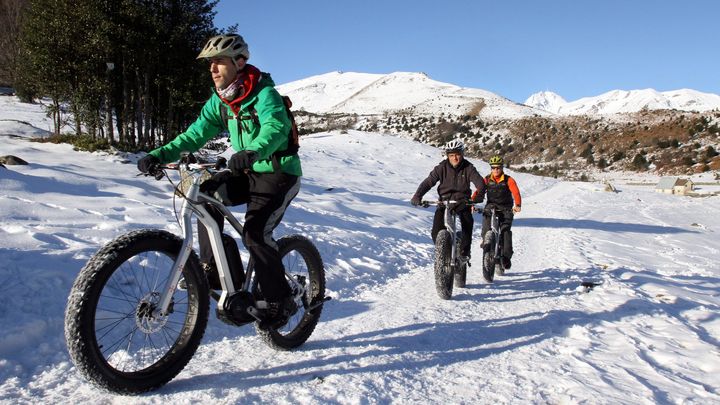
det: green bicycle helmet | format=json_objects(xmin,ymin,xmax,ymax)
[{"xmin": 489, "ymin": 155, "xmax": 504, "ymax": 166}]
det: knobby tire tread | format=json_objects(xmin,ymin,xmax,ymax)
[
  {"xmin": 434, "ymin": 230, "xmax": 453, "ymax": 299},
  {"xmin": 255, "ymin": 235, "xmax": 326, "ymax": 351},
  {"xmin": 64, "ymin": 229, "xmax": 209, "ymax": 394}
]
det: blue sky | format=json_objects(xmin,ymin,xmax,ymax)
[{"xmin": 214, "ymin": 0, "xmax": 719, "ymax": 103}]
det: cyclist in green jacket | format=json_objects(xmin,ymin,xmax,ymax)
[{"xmin": 137, "ymin": 34, "xmax": 299, "ymax": 328}]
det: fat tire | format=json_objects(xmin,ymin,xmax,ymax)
[
  {"xmin": 454, "ymin": 262, "xmax": 467, "ymax": 288},
  {"xmin": 496, "ymin": 233, "xmax": 507, "ymax": 276},
  {"xmin": 483, "ymin": 235, "xmax": 496, "ymax": 283},
  {"xmin": 255, "ymin": 235, "xmax": 326, "ymax": 350},
  {"xmin": 434, "ymin": 230, "xmax": 454, "ymax": 299},
  {"xmin": 64, "ymin": 229, "xmax": 209, "ymax": 394}
]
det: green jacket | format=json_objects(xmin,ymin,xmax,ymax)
[{"xmin": 149, "ymin": 73, "xmax": 302, "ymax": 176}]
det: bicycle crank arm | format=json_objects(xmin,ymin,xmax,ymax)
[
  {"xmin": 307, "ymin": 296, "xmax": 332, "ymax": 312},
  {"xmin": 246, "ymin": 306, "xmax": 265, "ymax": 323}
]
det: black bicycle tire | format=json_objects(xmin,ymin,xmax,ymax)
[
  {"xmin": 434, "ymin": 230, "xmax": 454, "ymax": 299},
  {"xmin": 255, "ymin": 234, "xmax": 326, "ymax": 350},
  {"xmin": 64, "ymin": 229, "xmax": 209, "ymax": 394},
  {"xmin": 483, "ymin": 234, "xmax": 496, "ymax": 283}
]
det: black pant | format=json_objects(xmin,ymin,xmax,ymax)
[
  {"xmin": 198, "ymin": 171, "xmax": 300, "ymax": 301},
  {"xmin": 481, "ymin": 208, "xmax": 514, "ymax": 259},
  {"xmin": 431, "ymin": 207, "xmax": 474, "ymax": 257}
]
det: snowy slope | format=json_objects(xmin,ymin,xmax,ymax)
[
  {"xmin": 277, "ymin": 71, "xmax": 548, "ymax": 119},
  {"xmin": 1, "ymin": 98, "xmax": 720, "ymax": 403},
  {"xmin": 525, "ymin": 88, "xmax": 720, "ymax": 115}
]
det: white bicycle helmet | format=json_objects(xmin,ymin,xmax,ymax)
[
  {"xmin": 444, "ymin": 139, "xmax": 465, "ymax": 154},
  {"xmin": 197, "ymin": 34, "xmax": 250, "ymax": 62}
]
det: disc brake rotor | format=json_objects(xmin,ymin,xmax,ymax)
[{"xmin": 135, "ymin": 292, "xmax": 170, "ymax": 333}]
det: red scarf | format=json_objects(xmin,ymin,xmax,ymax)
[{"xmin": 217, "ymin": 64, "xmax": 262, "ymax": 114}]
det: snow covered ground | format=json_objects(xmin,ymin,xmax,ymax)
[{"xmin": 1, "ymin": 98, "xmax": 719, "ymax": 404}]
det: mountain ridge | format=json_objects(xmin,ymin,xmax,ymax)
[
  {"xmin": 525, "ymin": 88, "xmax": 720, "ymax": 115},
  {"xmin": 277, "ymin": 70, "xmax": 720, "ymax": 118}
]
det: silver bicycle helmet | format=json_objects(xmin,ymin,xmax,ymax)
[
  {"xmin": 197, "ymin": 34, "xmax": 250, "ymax": 62},
  {"xmin": 444, "ymin": 139, "xmax": 465, "ymax": 154}
]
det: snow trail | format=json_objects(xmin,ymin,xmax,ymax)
[{"xmin": 1, "ymin": 129, "xmax": 719, "ymax": 403}]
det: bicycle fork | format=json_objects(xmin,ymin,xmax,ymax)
[{"xmin": 444, "ymin": 206, "xmax": 458, "ymax": 266}]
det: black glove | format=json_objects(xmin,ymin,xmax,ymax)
[
  {"xmin": 137, "ymin": 154, "xmax": 160, "ymax": 175},
  {"xmin": 410, "ymin": 195, "xmax": 422, "ymax": 206},
  {"xmin": 228, "ymin": 151, "xmax": 258, "ymax": 175},
  {"xmin": 471, "ymin": 191, "xmax": 484, "ymax": 204},
  {"xmin": 214, "ymin": 156, "xmax": 227, "ymax": 170}
]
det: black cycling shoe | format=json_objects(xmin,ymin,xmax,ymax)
[{"xmin": 502, "ymin": 257, "xmax": 512, "ymax": 269}]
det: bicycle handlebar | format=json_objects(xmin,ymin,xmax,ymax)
[
  {"xmin": 419, "ymin": 200, "xmax": 481, "ymax": 209},
  {"xmin": 138, "ymin": 153, "xmax": 229, "ymax": 180}
]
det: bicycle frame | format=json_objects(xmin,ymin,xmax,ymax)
[
  {"xmin": 154, "ymin": 163, "xmax": 301, "ymax": 318},
  {"xmin": 425, "ymin": 200, "xmax": 473, "ymax": 267},
  {"xmin": 442, "ymin": 202, "xmax": 461, "ymax": 265},
  {"xmin": 485, "ymin": 206, "xmax": 510, "ymax": 259}
]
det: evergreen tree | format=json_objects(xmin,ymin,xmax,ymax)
[{"xmin": 16, "ymin": 0, "xmax": 218, "ymax": 145}]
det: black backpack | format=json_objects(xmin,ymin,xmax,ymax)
[{"xmin": 220, "ymin": 95, "xmax": 300, "ymax": 158}]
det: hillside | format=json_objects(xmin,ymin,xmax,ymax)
[{"xmin": 276, "ymin": 72, "xmax": 720, "ymax": 178}]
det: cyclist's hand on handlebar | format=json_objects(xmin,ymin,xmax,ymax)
[
  {"xmin": 410, "ymin": 195, "xmax": 422, "ymax": 206},
  {"xmin": 137, "ymin": 154, "xmax": 159, "ymax": 173},
  {"xmin": 214, "ymin": 156, "xmax": 227, "ymax": 170},
  {"xmin": 228, "ymin": 151, "xmax": 257, "ymax": 175},
  {"xmin": 137, "ymin": 154, "xmax": 163, "ymax": 179}
]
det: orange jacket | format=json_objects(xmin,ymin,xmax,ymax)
[{"xmin": 473, "ymin": 173, "xmax": 521, "ymax": 207}]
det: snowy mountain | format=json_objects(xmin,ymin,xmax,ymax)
[
  {"xmin": 1, "ymin": 96, "xmax": 720, "ymax": 403},
  {"xmin": 276, "ymin": 71, "xmax": 720, "ymax": 119},
  {"xmin": 526, "ymin": 88, "xmax": 720, "ymax": 115},
  {"xmin": 523, "ymin": 91, "xmax": 567, "ymax": 114},
  {"xmin": 277, "ymin": 71, "xmax": 548, "ymax": 119}
]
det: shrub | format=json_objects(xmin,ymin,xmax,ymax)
[
  {"xmin": 32, "ymin": 133, "xmax": 110, "ymax": 152},
  {"xmin": 632, "ymin": 153, "xmax": 649, "ymax": 170}
]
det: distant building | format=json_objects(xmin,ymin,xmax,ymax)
[{"xmin": 655, "ymin": 177, "xmax": 694, "ymax": 195}]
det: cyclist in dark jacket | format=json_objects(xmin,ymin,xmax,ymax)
[
  {"xmin": 136, "ymin": 34, "xmax": 298, "ymax": 328},
  {"xmin": 411, "ymin": 139, "xmax": 486, "ymax": 261}
]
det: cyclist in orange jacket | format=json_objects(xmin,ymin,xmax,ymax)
[{"xmin": 475, "ymin": 155, "xmax": 521, "ymax": 269}]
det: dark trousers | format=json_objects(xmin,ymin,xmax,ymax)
[
  {"xmin": 198, "ymin": 171, "xmax": 300, "ymax": 301},
  {"xmin": 431, "ymin": 207, "xmax": 474, "ymax": 257},
  {"xmin": 481, "ymin": 209, "xmax": 514, "ymax": 259}
]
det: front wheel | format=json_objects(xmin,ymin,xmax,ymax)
[
  {"xmin": 483, "ymin": 234, "xmax": 496, "ymax": 283},
  {"xmin": 434, "ymin": 230, "xmax": 454, "ymax": 299},
  {"xmin": 64, "ymin": 229, "xmax": 209, "ymax": 394},
  {"xmin": 255, "ymin": 235, "xmax": 326, "ymax": 350}
]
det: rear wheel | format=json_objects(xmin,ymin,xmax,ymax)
[
  {"xmin": 453, "ymin": 236, "xmax": 467, "ymax": 288},
  {"xmin": 255, "ymin": 235, "xmax": 326, "ymax": 350},
  {"xmin": 454, "ymin": 262, "xmax": 467, "ymax": 288},
  {"xmin": 434, "ymin": 230, "xmax": 454, "ymax": 299},
  {"xmin": 495, "ymin": 243, "xmax": 506, "ymax": 276},
  {"xmin": 64, "ymin": 229, "xmax": 209, "ymax": 394}
]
